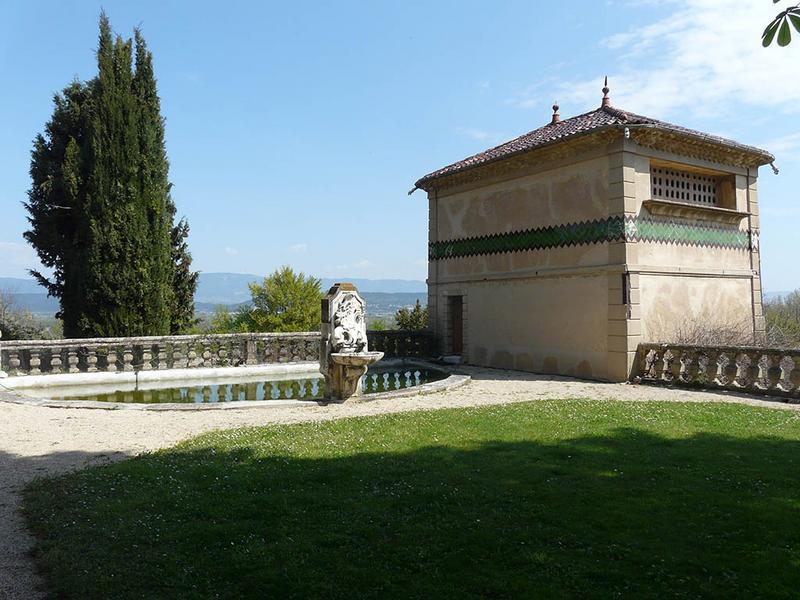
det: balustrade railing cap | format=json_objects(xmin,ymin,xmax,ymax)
[
  {"xmin": 1, "ymin": 331, "xmax": 322, "ymax": 348},
  {"xmin": 639, "ymin": 342, "xmax": 800, "ymax": 355}
]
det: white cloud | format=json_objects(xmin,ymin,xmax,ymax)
[
  {"xmin": 455, "ymin": 127, "xmax": 492, "ymax": 141},
  {"xmin": 223, "ymin": 246, "xmax": 239, "ymax": 256},
  {"xmin": 761, "ymin": 132, "xmax": 800, "ymax": 162},
  {"xmin": 514, "ymin": 1, "xmax": 800, "ymax": 120},
  {"xmin": 289, "ymin": 243, "xmax": 308, "ymax": 253}
]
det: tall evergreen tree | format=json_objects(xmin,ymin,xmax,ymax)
[
  {"xmin": 25, "ymin": 14, "xmax": 197, "ymax": 337},
  {"xmin": 169, "ymin": 215, "xmax": 199, "ymax": 333},
  {"xmin": 25, "ymin": 80, "xmax": 94, "ymax": 335}
]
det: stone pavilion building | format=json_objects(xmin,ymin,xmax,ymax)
[{"xmin": 414, "ymin": 83, "xmax": 774, "ymax": 382}]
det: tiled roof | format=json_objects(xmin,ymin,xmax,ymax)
[{"xmin": 415, "ymin": 104, "xmax": 774, "ymax": 189}]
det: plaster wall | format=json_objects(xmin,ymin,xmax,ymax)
[
  {"xmin": 638, "ymin": 275, "xmax": 754, "ymax": 342},
  {"xmin": 434, "ymin": 156, "xmax": 612, "ymax": 279},
  {"xmin": 635, "ymin": 243, "xmax": 751, "ymax": 271},
  {"xmin": 436, "ymin": 274, "xmax": 609, "ymax": 380}
]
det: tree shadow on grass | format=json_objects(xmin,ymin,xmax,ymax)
[
  {"xmin": 19, "ymin": 427, "xmax": 800, "ymax": 599},
  {"xmin": 0, "ymin": 447, "xmax": 135, "ymax": 600}
]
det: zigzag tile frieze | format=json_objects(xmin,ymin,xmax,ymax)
[{"xmin": 429, "ymin": 216, "xmax": 753, "ymax": 260}]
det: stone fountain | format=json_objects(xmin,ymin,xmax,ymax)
[{"xmin": 320, "ymin": 283, "xmax": 383, "ymax": 402}]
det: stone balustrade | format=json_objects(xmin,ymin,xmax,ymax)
[
  {"xmin": 635, "ymin": 343, "xmax": 800, "ymax": 401},
  {"xmin": 0, "ymin": 330, "xmax": 435, "ymax": 377},
  {"xmin": 0, "ymin": 333, "xmax": 319, "ymax": 377}
]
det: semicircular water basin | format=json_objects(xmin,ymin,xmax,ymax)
[{"xmin": 19, "ymin": 364, "xmax": 449, "ymax": 404}]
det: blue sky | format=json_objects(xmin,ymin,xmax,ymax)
[{"xmin": 0, "ymin": 0, "xmax": 797, "ymax": 290}]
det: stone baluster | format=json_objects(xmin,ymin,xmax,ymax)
[
  {"xmin": 187, "ymin": 344, "xmax": 199, "ymax": 368},
  {"xmin": 696, "ymin": 352, "xmax": 711, "ymax": 384},
  {"xmin": 245, "ymin": 340, "xmax": 257, "ymax": 366},
  {"xmin": 661, "ymin": 349, "xmax": 676, "ymax": 382},
  {"xmin": 734, "ymin": 353, "xmax": 752, "ymax": 388},
  {"xmin": 122, "ymin": 347, "xmax": 134, "ymax": 372},
  {"xmin": 230, "ymin": 340, "xmax": 243, "ymax": 366},
  {"xmin": 278, "ymin": 341, "xmax": 289, "ymax": 364},
  {"xmin": 200, "ymin": 342, "xmax": 212, "ymax": 367},
  {"xmin": 157, "ymin": 344, "xmax": 168, "ymax": 370},
  {"xmin": 715, "ymin": 353, "xmax": 732, "ymax": 386},
  {"xmin": 642, "ymin": 348, "xmax": 658, "ymax": 379},
  {"xmin": 7, "ymin": 350, "xmax": 21, "ymax": 376},
  {"xmin": 766, "ymin": 353, "xmax": 783, "ymax": 391},
  {"xmin": 217, "ymin": 340, "xmax": 229, "ymax": 365},
  {"xmin": 29, "ymin": 350, "xmax": 42, "ymax": 376},
  {"xmin": 50, "ymin": 350, "xmax": 63, "ymax": 374},
  {"xmin": 67, "ymin": 350, "xmax": 79, "ymax": 373},
  {"xmin": 678, "ymin": 350, "xmax": 694, "ymax": 383},
  {"xmin": 754, "ymin": 354, "xmax": 773, "ymax": 391},
  {"xmin": 86, "ymin": 349, "xmax": 98, "ymax": 373},
  {"xmin": 141, "ymin": 347, "xmax": 153, "ymax": 371},
  {"xmin": 106, "ymin": 348, "xmax": 118, "ymax": 373},
  {"xmin": 172, "ymin": 344, "xmax": 186, "ymax": 369},
  {"xmin": 778, "ymin": 356, "xmax": 796, "ymax": 394}
]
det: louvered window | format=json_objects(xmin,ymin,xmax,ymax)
[{"xmin": 651, "ymin": 167, "xmax": 718, "ymax": 206}]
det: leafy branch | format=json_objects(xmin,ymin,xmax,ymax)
[{"xmin": 763, "ymin": 1, "xmax": 800, "ymax": 46}]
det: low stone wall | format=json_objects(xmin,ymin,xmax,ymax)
[
  {"xmin": 0, "ymin": 331, "xmax": 434, "ymax": 377},
  {"xmin": 635, "ymin": 343, "xmax": 800, "ymax": 401}
]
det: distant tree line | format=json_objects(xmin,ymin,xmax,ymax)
[
  {"xmin": 210, "ymin": 267, "xmax": 322, "ymax": 333},
  {"xmin": 765, "ymin": 290, "xmax": 800, "ymax": 348},
  {"xmin": 0, "ymin": 290, "xmax": 56, "ymax": 340},
  {"xmin": 207, "ymin": 267, "xmax": 430, "ymax": 334},
  {"xmin": 25, "ymin": 14, "xmax": 197, "ymax": 339}
]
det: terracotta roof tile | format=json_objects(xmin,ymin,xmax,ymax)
[{"xmin": 415, "ymin": 105, "xmax": 773, "ymax": 189}]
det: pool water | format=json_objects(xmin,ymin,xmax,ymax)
[{"xmin": 40, "ymin": 366, "xmax": 448, "ymax": 404}]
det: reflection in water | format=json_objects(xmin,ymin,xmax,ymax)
[{"xmin": 51, "ymin": 368, "xmax": 447, "ymax": 404}]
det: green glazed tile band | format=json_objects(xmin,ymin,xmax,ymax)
[{"xmin": 429, "ymin": 216, "xmax": 752, "ymax": 260}]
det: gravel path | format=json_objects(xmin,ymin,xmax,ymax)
[{"xmin": 1, "ymin": 367, "xmax": 798, "ymax": 599}]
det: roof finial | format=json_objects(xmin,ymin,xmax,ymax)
[
  {"xmin": 602, "ymin": 76, "xmax": 610, "ymax": 107},
  {"xmin": 551, "ymin": 101, "xmax": 560, "ymax": 125}
]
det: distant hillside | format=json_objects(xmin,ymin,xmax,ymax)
[
  {"xmin": 1, "ymin": 273, "xmax": 427, "ymax": 317},
  {"xmin": 196, "ymin": 272, "xmax": 426, "ymax": 304},
  {"xmin": 196, "ymin": 292, "xmax": 424, "ymax": 317},
  {"xmin": 0, "ymin": 277, "xmax": 47, "ymax": 294}
]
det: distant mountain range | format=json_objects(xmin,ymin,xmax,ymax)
[
  {"xmin": 0, "ymin": 273, "xmax": 427, "ymax": 317},
  {"xmin": 4, "ymin": 273, "xmax": 791, "ymax": 317},
  {"xmin": 195, "ymin": 273, "xmax": 426, "ymax": 304}
]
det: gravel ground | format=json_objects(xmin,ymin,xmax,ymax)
[{"xmin": 1, "ymin": 367, "xmax": 798, "ymax": 600}]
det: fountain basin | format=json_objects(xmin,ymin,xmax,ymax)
[{"xmin": 330, "ymin": 351, "xmax": 384, "ymax": 368}]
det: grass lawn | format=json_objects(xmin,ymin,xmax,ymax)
[{"xmin": 23, "ymin": 400, "xmax": 800, "ymax": 599}]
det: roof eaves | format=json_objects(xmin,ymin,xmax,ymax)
[
  {"xmin": 633, "ymin": 123, "xmax": 774, "ymax": 165},
  {"xmin": 414, "ymin": 122, "xmax": 618, "ymax": 191}
]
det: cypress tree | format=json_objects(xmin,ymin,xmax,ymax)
[
  {"xmin": 169, "ymin": 216, "xmax": 199, "ymax": 333},
  {"xmin": 24, "ymin": 80, "xmax": 94, "ymax": 336},
  {"xmin": 25, "ymin": 14, "xmax": 197, "ymax": 337}
]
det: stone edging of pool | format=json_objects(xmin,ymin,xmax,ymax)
[{"xmin": 0, "ymin": 360, "xmax": 471, "ymax": 410}]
